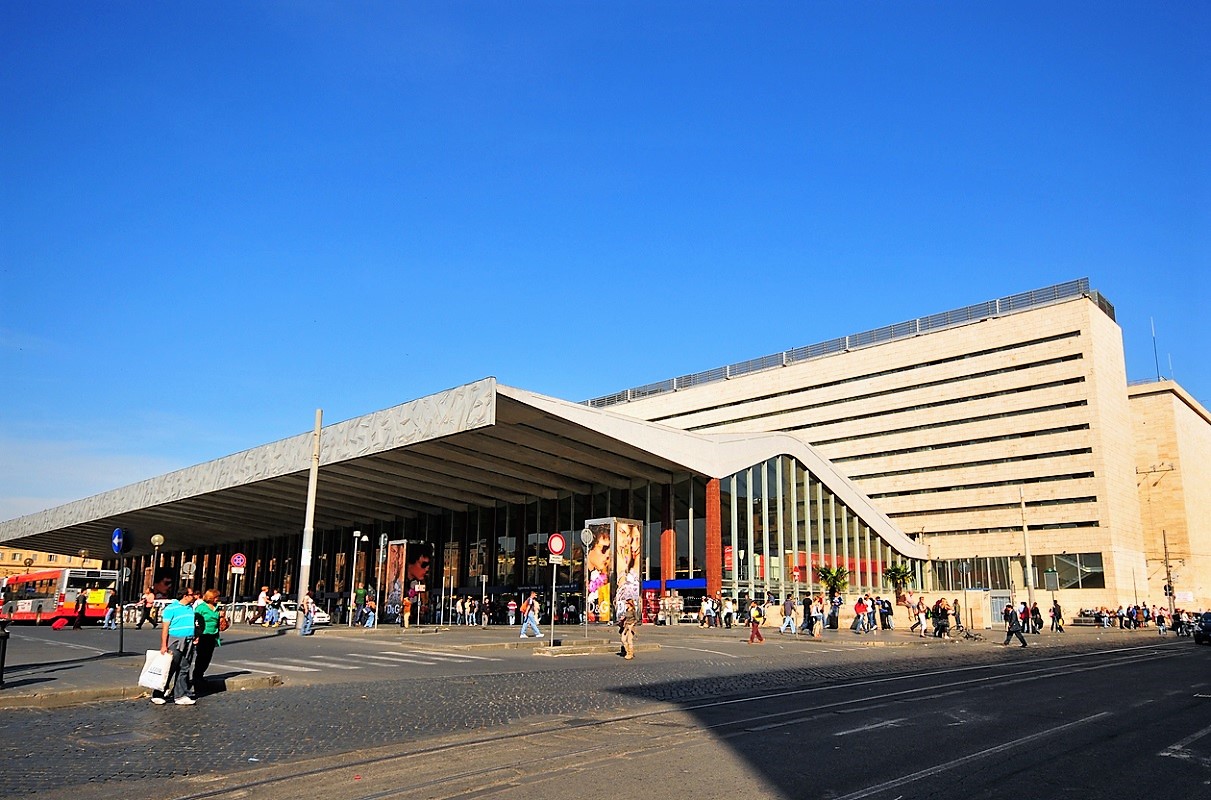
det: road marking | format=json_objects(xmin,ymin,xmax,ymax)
[
  {"xmin": 834, "ymin": 718, "xmax": 908, "ymax": 736},
  {"xmin": 383, "ymin": 650, "xmax": 474, "ymax": 663},
  {"xmin": 407, "ymin": 649, "xmax": 501, "ymax": 661},
  {"xmin": 1158, "ymin": 722, "xmax": 1211, "ymax": 767},
  {"xmin": 831, "ymin": 712, "xmax": 1111, "ymax": 800},
  {"xmin": 208, "ymin": 661, "xmax": 276, "ymax": 675},
  {"xmin": 229, "ymin": 659, "xmax": 319, "ymax": 673},
  {"xmin": 354, "ymin": 653, "xmax": 440, "ymax": 665},
  {"xmin": 659, "ymin": 645, "xmax": 740, "ymax": 659},
  {"xmin": 285, "ymin": 657, "xmax": 362, "ymax": 670}
]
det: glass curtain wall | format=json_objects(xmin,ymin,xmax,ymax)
[{"xmin": 721, "ymin": 455, "xmax": 920, "ymax": 602}]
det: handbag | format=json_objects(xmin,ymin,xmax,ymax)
[
  {"xmin": 138, "ymin": 649, "xmax": 173, "ymax": 691},
  {"xmin": 218, "ymin": 614, "xmax": 230, "ymax": 632}
]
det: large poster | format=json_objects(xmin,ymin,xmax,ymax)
[
  {"xmin": 583, "ymin": 516, "xmax": 643, "ymax": 624},
  {"xmin": 382, "ymin": 540, "xmax": 435, "ymax": 626},
  {"xmin": 613, "ymin": 518, "xmax": 643, "ymax": 617},
  {"xmin": 583, "ymin": 518, "xmax": 613, "ymax": 622},
  {"xmin": 383, "ymin": 541, "xmax": 407, "ymax": 625}
]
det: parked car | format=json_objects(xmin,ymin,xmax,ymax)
[
  {"xmin": 1194, "ymin": 611, "xmax": 1211, "ymax": 645},
  {"xmin": 227, "ymin": 600, "xmax": 330, "ymax": 627}
]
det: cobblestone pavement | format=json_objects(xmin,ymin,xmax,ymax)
[{"xmin": 0, "ymin": 627, "xmax": 1179, "ymax": 798}]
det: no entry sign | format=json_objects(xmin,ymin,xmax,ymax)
[{"xmin": 547, "ymin": 533, "xmax": 566, "ymax": 556}]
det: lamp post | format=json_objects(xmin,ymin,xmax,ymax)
[
  {"xmin": 150, "ymin": 534, "xmax": 165, "ymax": 592},
  {"xmin": 349, "ymin": 531, "xmax": 367, "ymax": 627},
  {"xmin": 78, "ymin": 548, "xmax": 89, "ymax": 567}
]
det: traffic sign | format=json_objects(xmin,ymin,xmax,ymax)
[
  {"xmin": 550, "ymin": 554, "xmax": 565, "ymax": 565},
  {"xmin": 181, "ymin": 562, "xmax": 196, "ymax": 578},
  {"xmin": 548, "ymin": 533, "xmax": 566, "ymax": 556},
  {"xmin": 111, "ymin": 528, "xmax": 131, "ymax": 555},
  {"xmin": 231, "ymin": 552, "xmax": 247, "ymax": 568},
  {"xmin": 231, "ymin": 566, "xmax": 245, "ymax": 575}
]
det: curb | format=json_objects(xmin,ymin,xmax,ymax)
[{"xmin": 0, "ymin": 673, "xmax": 283, "ymax": 710}]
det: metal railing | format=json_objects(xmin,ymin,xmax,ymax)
[{"xmin": 586, "ymin": 278, "xmax": 1110, "ymax": 409}]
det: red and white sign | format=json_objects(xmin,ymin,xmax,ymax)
[
  {"xmin": 547, "ymin": 533, "xmax": 566, "ymax": 556},
  {"xmin": 230, "ymin": 552, "xmax": 247, "ymax": 568}
]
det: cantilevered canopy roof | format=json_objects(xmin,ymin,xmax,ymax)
[{"xmin": 0, "ymin": 378, "xmax": 925, "ymax": 560}]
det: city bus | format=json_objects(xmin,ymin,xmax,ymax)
[{"xmin": 0, "ymin": 568, "xmax": 119, "ymax": 624}]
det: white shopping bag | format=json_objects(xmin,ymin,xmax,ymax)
[{"xmin": 138, "ymin": 649, "xmax": 173, "ymax": 691}]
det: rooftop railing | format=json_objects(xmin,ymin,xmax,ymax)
[{"xmin": 586, "ymin": 278, "xmax": 1111, "ymax": 409}]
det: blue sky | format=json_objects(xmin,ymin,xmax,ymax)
[{"xmin": 2, "ymin": 2, "xmax": 1208, "ymax": 522}]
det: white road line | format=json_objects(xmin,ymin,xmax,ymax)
[
  {"xmin": 305, "ymin": 656, "xmax": 364, "ymax": 670},
  {"xmin": 281, "ymin": 657, "xmax": 362, "ymax": 670},
  {"xmin": 834, "ymin": 718, "xmax": 908, "ymax": 737},
  {"xmin": 407, "ymin": 649, "xmax": 501, "ymax": 661},
  {"xmin": 1158, "ymin": 721, "xmax": 1211, "ymax": 767},
  {"xmin": 381, "ymin": 650, "xmax": 472, "ymax": 663},
  {"xmin": 229, "ymin": 659, "xmax": 319, "ymax": 673},
  {"xmin": 659, "ymin": 645, "xmax": 740, "ymax": 659},
  {"xmin": 208, "ymin": 661, "xmax": 276, "ymax": 675},
  {"xmin": 831, "ymin": 712, "xmax": 1111, "ymax": 800},
  {"xmin": 353, "ymin": 653, "xmax": 440, "ymax": 665}
]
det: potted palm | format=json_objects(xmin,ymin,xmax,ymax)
[
  {"xmin": 816, "ymin": 565, "xmax": 849, "ymax": 629},
  {"xmin": 882, "ymin": 563, "xmax": 915, "ymax": 609}
]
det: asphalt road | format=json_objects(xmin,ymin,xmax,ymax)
[{"xmin": 2, "ymin": 624, "xmax": 1209, "ymax": 799}]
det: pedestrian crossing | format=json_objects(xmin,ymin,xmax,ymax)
[{"xmin": 217, "ymin": 647, "xmax": 503, "ymax": 674}]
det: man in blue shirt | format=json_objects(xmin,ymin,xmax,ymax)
[{"xmin": 152, "ymin": 587, "xmax": 199, "ymax": 706}]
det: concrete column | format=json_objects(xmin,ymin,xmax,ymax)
[{"xmin": 660, "ymin": 484, "xmax": 674, "ymax": 596}]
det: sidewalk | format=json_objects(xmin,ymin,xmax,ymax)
[{"xmin": 0, "ymin": 619, "xmax": 1172, "ymax": 709}]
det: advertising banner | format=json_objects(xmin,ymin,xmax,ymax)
[
  {"xmin": 583, "ymin": 518, "xmax": 613, "ymax": 622},
  {"xmin": 613, "ymin": 518, "xmax": 643, "ymax": 618}
]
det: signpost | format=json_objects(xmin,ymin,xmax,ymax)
[
  {"xmin": 230, "ymin": 553, "xmax": 246, "ymax": 619},
  {"xmin": 111, "ymin": 528, "xmax": 131, "ymax": 654},
  {"xmin": 547, "ymin": 533, "xmax": 565, "ymax": 641},
  {"xmin": 581, "ymin": 527, "xmax": 593, "ymax": 640}
]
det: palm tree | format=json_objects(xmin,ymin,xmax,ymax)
[
  {"xmin": 816, "ymin": 565, "xmax": 849, "ymax": 599},
  {"xmin": 882, "ymin": 563, "xmax": 915, "ymax": 608}
]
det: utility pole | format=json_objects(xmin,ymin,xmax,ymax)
[
  {"xmin": 1019, "ymin": 488, "xmax": 1035, "ymax": 608},
  {"xmin": 1163, "ymin": 530, "xmax": 1175, "ymax": 619}
]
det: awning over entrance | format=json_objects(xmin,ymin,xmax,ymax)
[{"xmin": 0, "ymin": 378, "xmax": 926, "ymax": 560}]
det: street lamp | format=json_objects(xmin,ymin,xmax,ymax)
[
  {"xmin": 349, "ymin": 530, "xmax": 368, "ymax": 627},
  {"xmin": 150, "ymin": 534, "xmax": 165, "ymax": 590},
  {"xmin": 78, "ymin": 548, "xmax": 89, "ymax": 566},
  {"xmin": 23, "ymin": 557, "xmax": 33, "ymax": 574}
]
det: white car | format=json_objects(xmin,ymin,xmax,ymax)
[{"xmin": 222, "ymin": 600, "xmax": 330, "ymax": 627}]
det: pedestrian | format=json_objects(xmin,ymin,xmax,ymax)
[
  {"xmin": 103, "ymin": 589, "xmax": 119, "ymax": 630},
  {"xmin": 72, "ymin": 585, "xmax": 89, "ymax": 629},
  {"xmin": 192, "ymin": 589, "xmax": 223, "ymax": 688},
  {"xmin": 519, "ymin": 591, "xmax": 544, "ymax": 638},
  {"xmin": 401, "ymin": 595, "xmax": 412, "ymax": 629},
  {"xmin": 362, "ymin": 598, "xmax": 376, "ymax": 628},
  {"xmin": 934, "ymin": 598, "xmax": 954, "ymax": 641},
  {"xmin": 852, "ymin": 595, "xmax": 868, "ymax": 633},
  {"xmin": 249, "ymin": 586, "xmax": 269, "ymax": 626},
  {"xmin": 1030, "ymin": 602, "xmax": 1044, "ymax": 634},
  {"xmin": 1002, "ymin": 603, "xmax": 1028, "ymax": 648},
  {"xmin": 151, "ymin": 587, "xmax": 198, "ymax": 705},
  {"xmin": 1156, "ymin": 608, "xmax": 1168, "ymax": 635},
  {"xmin": 299, "ymin": 589, "xmax": 317, "ymax": 635},
  {"xmin": 780, "ymin": 596, "xmax": 797, "ymax": 634},
  {"xmin": 1050, "ymin": 600, "xmax": 1064, "ymax": 633},
  {"xmin": 915, "ymin": 597, "xmax": 929, "ymax": 637},
  {"xmin": 506, "ymin": 597, "xmax": 518, "ymax": 626},
  {"xmin": 748, "ymin": 600, "xmax": 765, "ymax": 644},
  {"xmin": 619, "ymin": 597, "xmax": 638, "ymax": 659},
  {"xmin": 265, "ymin": 588, "xmax": 283, "ymax": 627},
  {"xmin": 136, "ymin": 587, "xmax": 156, "ymax": 629},
  {"xmin": 722, "ymin": 596, "xmax": 735, "ymax": 629}
]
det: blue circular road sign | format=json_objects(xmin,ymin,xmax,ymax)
[{"xmin": 111, "ymin": 528, "xmax": 125, "ymax": 555}]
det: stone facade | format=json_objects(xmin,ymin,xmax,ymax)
[{"xmin": 608, "ymin": 294, "xmax": 1207, "ymax": 612}]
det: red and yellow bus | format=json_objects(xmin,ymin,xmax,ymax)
[{"xmin": 0, "ymin": 568, "xmax": 119, "ymax": 624}]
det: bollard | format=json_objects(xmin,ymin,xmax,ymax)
[{"xmin": 0, "ymin": 619, "xmax": 9, "ymax": 689}]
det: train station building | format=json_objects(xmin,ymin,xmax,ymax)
[{"xmin": 2, "ymin": 278, "xmax": 1207, "ymax": 619}]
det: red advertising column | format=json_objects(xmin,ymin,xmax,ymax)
[{"xmin": 706, "ymin": 478, "xmax": 722, "ymax": 598}]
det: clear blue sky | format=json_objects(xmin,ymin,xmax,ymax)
[{"xmin": 2, "ymin": 2, "xmax": 1207, "ymax": 522}]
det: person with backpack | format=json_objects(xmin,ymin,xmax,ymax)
[
  {"xmin": 747, "ymin": 599, "xmax": 765, "ymax": 644},
  {"xmin": 519, "ymin": 591, "xmax": 543, "ymax": 639},
  {"xmin": 1002, "ymin": 603, "xmax": 1028, "ymax": 648}
]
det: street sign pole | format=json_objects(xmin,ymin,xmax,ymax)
[{"xmin": 581, "ymin": 528, "xmax": 593, "ymax": 641}]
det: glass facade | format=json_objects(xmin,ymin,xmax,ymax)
[{"xmin": 720, "ymin": 455, "xmax": 918, "ymax": 603}]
